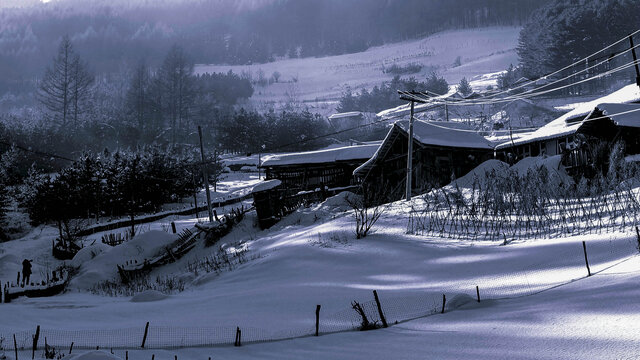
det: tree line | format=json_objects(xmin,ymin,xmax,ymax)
[
  {"xmin": 337, "ymin": 74, "xmax": 450, "ymax": 113},
  {"xmin": 517, "ymin": 0, "xmax": 640, "ymax": 95},
  {"xmin": 16, "ymin": 146, "xmax": 221, "ymax": 241}
]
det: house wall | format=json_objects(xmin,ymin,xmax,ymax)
[
  {"xmin": 364, "ymin": 131, "xmax": 492, "ymax": 199},
  {"xmin": 265, "ymin": 162, "xmax": 362, "ymax": 191}
]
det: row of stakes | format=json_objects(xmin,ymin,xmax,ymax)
[{"xmin": 10, "ymin": 287, "xmax": 485, "ymax": 360}]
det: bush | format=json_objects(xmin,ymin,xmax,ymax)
[
  {"xmin": 383, "ymin": 63, "xmax": 423, "ymax": 75},
  {"xmin": 346, "ymin": 186, "xmax": 388, "ymax": 239}
]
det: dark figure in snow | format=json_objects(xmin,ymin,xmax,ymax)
[{"xmin": 21, "ymin": 259, "xmax": 32, "ymax": 287}]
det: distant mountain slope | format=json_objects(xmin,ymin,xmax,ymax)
[
  {"xmin": 196, "ymin": 27, "xmax": 521, "ymax": 113},
  {"xmin": 0, "ymin": 0, "xmax": 544, "ymax": 77}
]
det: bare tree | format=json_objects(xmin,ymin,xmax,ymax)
[
  {"xmin": 125, "ymin": 60, "xmax": 152, "ymax": 133},
  {"xmin": 346, "ymin": 185, "xmax": 388, "ymax": 239},
  {"xmin": 70, "ymin": 54, "xmax": 94, "ymax": 126},
  {"xmin": 38, "ymin": 36, "xmax": 93, "ymax": 129},
  {"xmin": 154, "ymin": 45, "xmax": 195, "ymax": 144}
]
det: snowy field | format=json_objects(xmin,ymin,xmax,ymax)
[{"xmin": 195, "ymin": 27, "xmax": 521, "ymax": 113}]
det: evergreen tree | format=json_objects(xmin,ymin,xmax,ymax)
[{"xmin": 457, "ymin": 77, "xmax": 472, "ymax": 96}]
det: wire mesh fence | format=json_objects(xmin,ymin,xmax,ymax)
[{"xmin": 2, "ymin": 235, "xmax": 638, "ymax": 352}]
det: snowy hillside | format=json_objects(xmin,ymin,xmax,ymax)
[{"xmin": 195, "ymin": 27, "xmax": 521, "ymax": 112}]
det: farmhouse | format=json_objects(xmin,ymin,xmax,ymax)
[
  {"xmin": 260, "ymin": 143, "xmax": 380, "ymax": 192},
  {"xmin": 495, "ymin": 84, "xmax": 640, "ymax": 174},
  {"xmin": 353, "ymin": 120, "xmax": 494, "ymax": 199}
]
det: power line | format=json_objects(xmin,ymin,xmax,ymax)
[
  {"xmin": 398, "ymin": 58, "xmax": 640, "ymax": 108},
  {"xmin": 467, "ymin": 29, "xmax": 640, "ymax": 102},
  {"xmin": 408, "ymin": 105, "xmax": 640, "ymax": 135},
  {"xmin": 397, "ymin": 30, "xmax": 640, "ymax": 108},
  {"xmin": 0, "ymin": 140, "xmax": 75, "ymax": 162}
]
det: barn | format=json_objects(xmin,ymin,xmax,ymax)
[{"xmin": 353, "ymin": 120, "xmax": 494, "ymax": 200}]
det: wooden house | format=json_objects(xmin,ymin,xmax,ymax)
[
  {"xmin": 260, "ymin": 143, "xmax": 380, "ymax": 192},
  {"xmin": 353, "ymin": 120, "xmax": 494, "ymax": 199},
  {"xmin": 495, "ymin": 84, "xmax": 640, "ymax": 175}
]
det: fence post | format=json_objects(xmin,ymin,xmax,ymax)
[
  {"xmin": 32, "ymin": 325, "xmax": 40, "ymax": 360},
  {"xmin": 476, "ymin": 286, "xmax": 480, "ymax": 303},
  {"xmin": 372, "ymin": 290, "xmax": 388, "ymax": 328},
  {"xmin": 315, "ymin": 305, "xmax": 321, "ymax": 336},
  {"xmin": 635, "ymin": 226, "xmax": 640, "ymax": 251},
  {"xmin": 234, "ymin": 327, "xmax": 242, "ymax": 347},
  {"xmin": 69, "ymin": 342, "xmax": 74, "ymax": 355},
  {"xmin": 582, "ymin": 241, "xmax": 591, "ymax": 277},
  {"xmin": 441, "ymin": 294, "xmax": 446, "ymax": 314},
  {"xmin": 126, "ymin": 351, "xmax": 128, "ymax": 360},
  {"xmin": 141, "ymin": 321, "xmax": 150, "ymax": 348},
  {"xmin": 171, "ymin": 222, "xmax": 176, "ymax": 234},
  {"xmin": 13, "ymin": 334, "xmax": 18, "ymax": 360}
]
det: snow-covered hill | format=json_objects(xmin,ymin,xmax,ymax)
[{"xmin": 195, "ymin": 27, "xmax": 521, "ymax": 113}]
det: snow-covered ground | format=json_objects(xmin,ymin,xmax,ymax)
[
  {"xmin": 1, "ymin": 178, "xmax": 638, "ymax": 358},
  {"xmin": 195, "ymin": 27, "xmax": 521, "ymax": 113}
]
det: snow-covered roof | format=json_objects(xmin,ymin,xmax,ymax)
[
  {"xmin": 328, "ymin": 111, "xmax": 363, "ymax": 120},
  {"xmin": 594, "ymin": 103, "xmax": 640, "ymax": 128},
  {"xmin": 354, "ymin": 120, "xmax": 493, "ymax": 176},
  {"xmin": 260, "ymin": 144, "xmax": 380, "ymax": 168},
  {"xmin": 496, "ymin": 84, "xmax": 640, "ymax": 150},
  {"xmin": 251, "ymin": 179, "xmax": 282, "ymax": 193},
  {"xmin": 396, "ymin": 120, "xmax": 494, "ymax": 149}
]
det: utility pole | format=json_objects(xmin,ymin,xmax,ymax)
[
  {"xmin": 198, "ymin": 125, "xmax": 214, "ymax": 222},
  {"xmin": 445, "ymin": 102, "xmax": 449, "ymax": 122},
  {"xmin": 630, "ymin": 34, "xmax": 640, "ymax": 87},
  {"xmin": 406, "ymin": 101, "xmax": 415, "ymax": 201}
]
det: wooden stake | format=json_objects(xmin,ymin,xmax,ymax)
[
  {"xmin": 126, "ymin": 351, "xmax": 128, "ymax": 360},
  {"xmin": 315, "ymin": 305, "xmax": 321, "ymax": 336},
  {"xmin": 171, "ymin": 222, "xmax": 176, "ymax": 234},
  {"xmin": 373, "ymin": 290, "xmax": 388, "ymax": 328},
  {"xmin": 13, "ymin": 334, "xmax": 18, "ymax": 360},
  {"xmin": 141, "ymin": 321, "xmax": 150, "ymax": 348},
  {"xmin": 152, "ymin": 355, "xmax": 154, "ymax": 360},
  {"xmin": 476, "ymin": 285, "xmax": 480, "ymax": 303},
  {"xmin": 69, "ymin": 342, "xmax": 74, "ymax": 354},
  {"xmin": 32, "ymin": 325, "xmax": 40, "ymax": 360},
  {"xmin": 441, "ymin": 294, "xmax": 446, "ymax": 314},
  {"xmin": 582, "ymin": 241, "xmax": 591, "ymax": 277}
]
